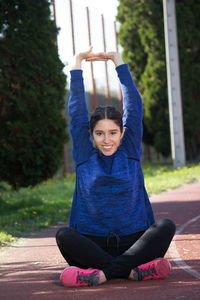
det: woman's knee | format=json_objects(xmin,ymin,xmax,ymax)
[
  {"xmin": 56, "ymin": 227, "xmax": 77, "ymax": 244},
  {"xmin": 156, "ymin": 218, "xmax": 176, "ymax": 236}
]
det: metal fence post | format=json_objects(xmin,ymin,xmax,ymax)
[
  {"xmin": 101, "ymin": 14, "xmax": 111, "ymax": 105},
  {"xmin": 86, "ymin": 7, "xmax": 97, "ymax": 109},
  {"xmin": 114, "ymin": 21, "xmax": 123, "ymax": 112}
]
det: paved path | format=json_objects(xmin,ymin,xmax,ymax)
[{"xmin": 0, "ymin": 181, "xmax": 200, "ymax": 300}]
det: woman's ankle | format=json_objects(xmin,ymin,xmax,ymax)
[
  {"xmin": 129, "ymin": 269, "xmax": 136, "ymax": 280},
  {"xmin": 99, "ymin": 270, "xmax": 107, "ymax": 283}
]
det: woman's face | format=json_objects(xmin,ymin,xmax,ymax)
[{"xmin": 92, "ymin": 119, "xmax": 125, "ymax": 156}]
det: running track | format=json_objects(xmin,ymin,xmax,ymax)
[{"xmin": 0, "ymin": 181, "xmax": 200, "ymax": 300}]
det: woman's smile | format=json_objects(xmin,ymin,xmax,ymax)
[{"xmin": 102, "ymin": 144, "xmax": 113, "ymax": 152}]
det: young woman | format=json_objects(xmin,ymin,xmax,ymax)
[{"xmin": 56, "ymin": 47, "xmax": 176, "ymax": 287}]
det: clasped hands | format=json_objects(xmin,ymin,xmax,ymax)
[{"xmin": 74, "ymin": 46, "xmax": 124, "ymax": 67}]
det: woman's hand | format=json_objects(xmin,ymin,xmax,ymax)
[
  {"xmin": 70, "ymin": 47, "xmax": 124, "ymax": 70},
  {"xmin": 71, "ymin": 46, "xmax": 94, "ymax": 70},
  {"xmin": 76, "ymin": 46, "xmax": 94, "ymax": 61},
  {"xmin": 86, "ymin": 51, "xmax": 124, "ymax": 67}
]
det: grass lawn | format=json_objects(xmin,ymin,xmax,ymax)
[
  {"xmin": 0, "ymin": 174, "xmax": 75, "ymax": 246},
  {"xmin": 142, "ymin": 161, "xmax": 200, "ymax": 195},
  {"xmin": 0, "ymin": 162, "xmax": 200, "ymax": 246}
]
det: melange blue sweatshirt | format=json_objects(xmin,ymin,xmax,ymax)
[{"xmin": 68, "ymin": 63, "xmax": 155, "ymax": 237}]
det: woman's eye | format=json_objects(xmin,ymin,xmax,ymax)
[{"xmin": 96, "ymin": 132, "xmax": 102, "ymax": 136}]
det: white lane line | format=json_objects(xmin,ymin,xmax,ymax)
[{"xmin": 169, "ymin": 215, "xmax": 200, "ymax": 280}]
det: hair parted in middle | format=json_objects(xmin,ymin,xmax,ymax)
[{"xmin": 90, "ymin": 105, "xmax": 123, "ymax": 135}]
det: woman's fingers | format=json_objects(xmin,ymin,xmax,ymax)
[
  {"xmin": 77, "ymin": 46, "xmax": 94, "ymax": 60},
  {"xmin": 86, "ymin": 56, "xmax": 108, "ymax": 62},
  {"xmin": 86, "ymin": 59, "xmax": 108, "ymax": 62},
  {"xmin": 77, "ymin": 49, "xmax": 118, "ymax": 62},
  {"xmin": 86, "ymin": 45, "xmax": 93, "ymax": 56},
  {"xmin": 85, "ymin": 52, "xmax": 109, "ymax": 61}
]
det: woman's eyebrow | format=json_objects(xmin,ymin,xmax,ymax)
[
  {"xmin": 108, "ymin": 129, "xmax": 120, "ymax": 132},
  {"xmin": 94, "ymin": 129, "xmax": 119, "ymax": 132}
]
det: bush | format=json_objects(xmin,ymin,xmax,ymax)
[
  {"xmin": 0, "ymin": 0, "xmax": 68, "ymax": 189},
  {"xmin": 117, "ymin": 0, "xmax": 200, "ymax": 160}
]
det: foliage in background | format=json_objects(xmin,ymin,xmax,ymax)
[
  {"xmin": 0, "ymin": 0, "xmax": 68, "ymax": 189},
  {"xmin": 0, "ymin": 174, "xmax": 75, "ymax": 246},
  {"xmin": 176, "ymin": 1, "xmax": 200, "ymax": 160},
  {"xmin": 117, "ymin": 0, "xmax": 200, "ymax": 160},
  {"xmin": 1, "ymin": 163, "xmax": 200, "ymax": 246}
]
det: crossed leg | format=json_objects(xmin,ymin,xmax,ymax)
[{"xmin": 56, "ymin": 219, "xmax": 176, "ymax": 286}]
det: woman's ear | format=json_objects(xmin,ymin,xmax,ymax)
[{"xmin": 121, "ymin": 127, "xmax": 125, "ymax": 139}]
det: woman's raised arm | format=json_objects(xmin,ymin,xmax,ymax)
[{"xmin": 69, "ymin": 47, "xmax": 96, "ymax": 164}]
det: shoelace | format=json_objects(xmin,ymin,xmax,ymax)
[
  {"xmin": 76, "ymin": 270, "xmax": 100, "ymax": 286},
  {"xmin": 134, "ymin": 266, "xmax": 156, "ymax": 281}
]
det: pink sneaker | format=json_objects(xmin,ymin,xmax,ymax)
[
  {"xmin": 133, "ymin": 258, "xmax": 171, "ymax": 281},
  {"xmin": 60, "ymin": 266, "xmax": 101, "ymax": 287}
]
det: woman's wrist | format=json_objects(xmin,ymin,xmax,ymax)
[
  {"xmin": 70, "ymin": 55, "xmax": 83, "ymax": 70},
  {"xmin": 112, "ymin": 53, "xmax": 124, "ymax": 67}
]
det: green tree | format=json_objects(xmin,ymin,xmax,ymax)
[
  {"xmin": 176, "ymin": 1, "xmax": 200, "ymax": 160},
  {"xmin": 117, "ymin": 0, "xmax": 200, "ymax": 160},
  {"xmin": 0, "ymin": 0, "xmax": 68, "ymax": 189}
]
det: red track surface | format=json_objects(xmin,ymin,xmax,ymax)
[{"xmin": 0, "ymin": 181, "xmax": 200, "ymax": 300}]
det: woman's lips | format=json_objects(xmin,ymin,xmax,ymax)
[{"xmin": 102, "ymin": 145, "xmax": 113, "ymax": 150}]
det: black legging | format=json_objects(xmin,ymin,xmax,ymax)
[{"xmin": 56, "ymin": 218, "xmax": 176, "ymax": 280}]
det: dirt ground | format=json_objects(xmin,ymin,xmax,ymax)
[{"xmin": 0, "ymin": 181, "xmax": 200, "ymax": 300}]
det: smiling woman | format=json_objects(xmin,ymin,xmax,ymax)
[
  {"xmin": 55, "ymin": 47, "xmax": 176, "ymax": 288},
  {"xmin": 90, "ymin": 105, "xmax": 125, "ymax": 156},
  {"xmin": 92, "ymin": 118, "xmax": 124, "ymax": 156}
]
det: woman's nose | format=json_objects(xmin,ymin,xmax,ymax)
[{"xmin": 104, "ymin": 134, "xmax": 110, "ymax": 143}]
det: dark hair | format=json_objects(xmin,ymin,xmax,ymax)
[{"xmin": 90, "ymin": 105, "xmax": 123, "ymax": 135}]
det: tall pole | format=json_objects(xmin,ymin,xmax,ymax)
[
  {"xmin": 163, "ymin": 0, "xmax": 186, "ymax": 168},
  {"xmin": 114, "ymin": 21, "xmax": 123, "ymax": 112},
  {"xmin": 52, "ymin": 0, "xmax": 67, "ymax": 174},
  {"xmin": 86, "ymin": 7, "xmax": 97, "ymax": 109},
  {"xmin": 69, "ymin": 0, "xmax": 75, "ymax": 55},
  {"xmin": 101, "ymin": 14, "xmax": 111, "ymax": 105}
]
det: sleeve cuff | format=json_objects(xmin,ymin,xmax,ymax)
[
  {"xmin": 116, "ymin": 63, "xmax": 129, "ymax": 73},
  {"xmin": 70, "ymin": 69, "xmax": 83, "ymax": 78}
]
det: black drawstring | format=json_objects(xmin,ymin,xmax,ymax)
[{"xmin": 107, "ymin": 232, "xmax": 120, "ymax": 251}]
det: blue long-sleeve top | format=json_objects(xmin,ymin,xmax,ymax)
[{"xmin": 68, "ymin": 64, "xmax": 155, "ymax": 237}]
